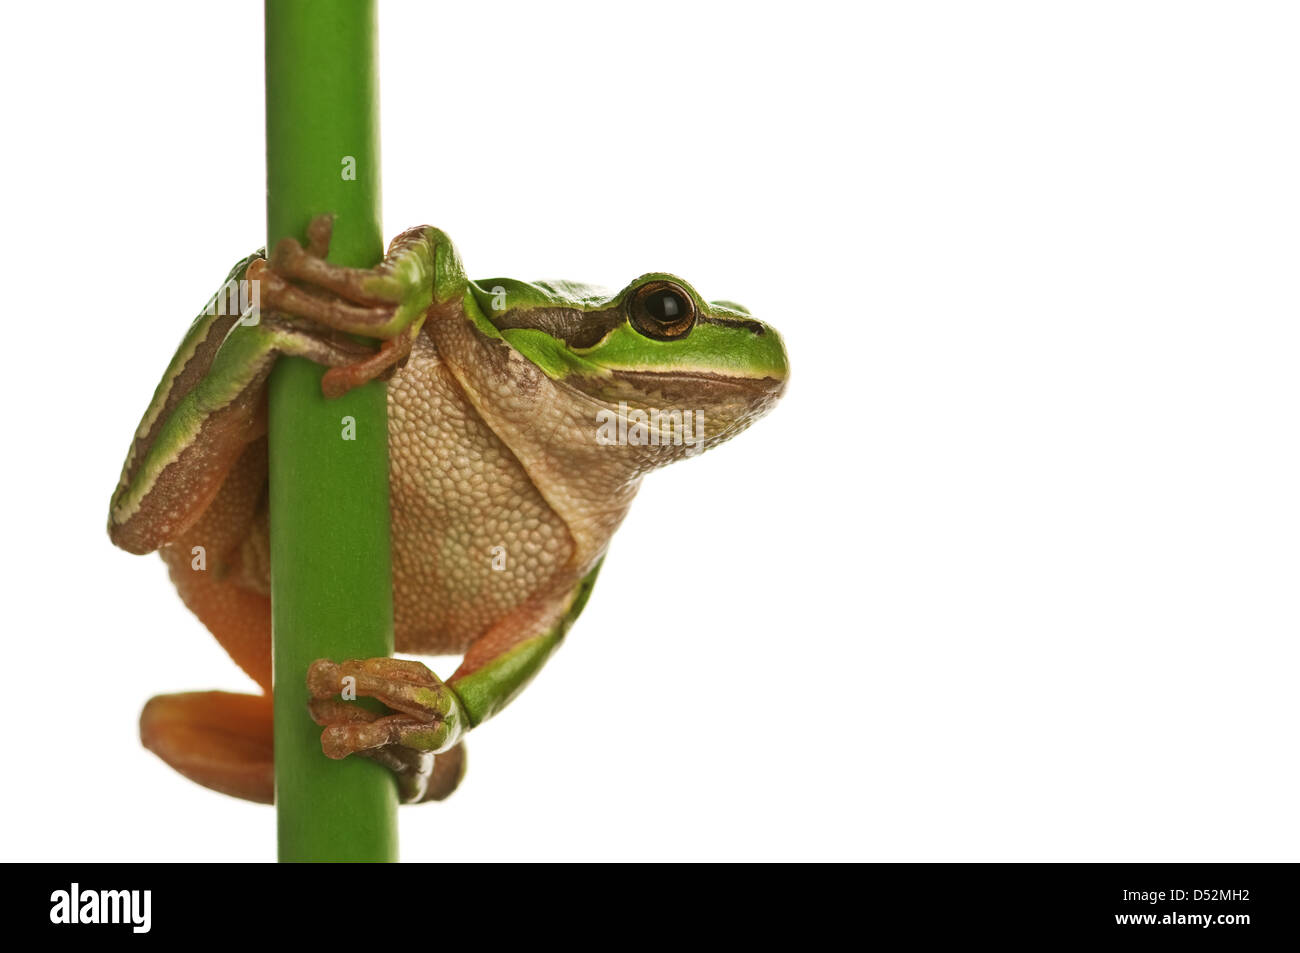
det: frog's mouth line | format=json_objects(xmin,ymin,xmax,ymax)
[
  {"xmin": 606, "ymin": 368, "xmax": 786, "ymax": 402},
  {"xmin": 549, "ymin": 368, "xmax": 785, "ymax": 433}
]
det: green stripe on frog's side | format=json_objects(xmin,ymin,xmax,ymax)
[
  {"xmin": 108, "ymin": 255, "xmax": 273, "ymax": 541},
  {"xmin": 112, "ymin": 253, "xmax": 261, "ymax": 504},
  {"xmin": 109, "ymin": 326, "xmax": 283, "ymax": 550},
  {"xmin": 108, "ymin": 255, "xmax": 413, "ymax": 552}
]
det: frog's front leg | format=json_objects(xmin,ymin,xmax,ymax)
[
  {"xmin": 306, "ymin": 563, "xmax": 603, "ymax": 803},
  {"xmin": 251, "ymin": 215, "xmax": 456, "ymax": 396}
]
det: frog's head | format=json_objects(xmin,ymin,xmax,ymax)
[{"xmin": 472, "ymin": 273, "xmax": 788, "ymax": 467}]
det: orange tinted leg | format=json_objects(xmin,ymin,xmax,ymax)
[
  {"xmin": 160, "ymin": 438, "xmax": 274, "ymax": 692},
  {"xmin": 143, "ymin": 437, "xmax": 277, "ymax": 803},
  {"xmin": 140, "ymin": 691, "xmax": 273, "ymax": 803}
]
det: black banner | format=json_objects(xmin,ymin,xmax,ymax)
[{"xmin": 7, "ymin": 862, "xmax": 1290, "ymax": 940}]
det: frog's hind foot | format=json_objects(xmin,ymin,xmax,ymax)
[
  {"xmin": 140, "ymin": 691, "xmax": 273, "ymax": 804},
  {"xmin": 308, "ymin": 698, "xmax": 466, "ymax": 804},
  {"xmin": 308, "ymin": 657, "xmax": 468, "ymax": 804}
]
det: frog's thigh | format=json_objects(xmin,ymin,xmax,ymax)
[
  {"xmin": 160, "ymin": 437, "xmax": 273, "ymax": 691},
  {"xmin": 140, "ymin": 691, "xmax": 273, "ymax": 804}
]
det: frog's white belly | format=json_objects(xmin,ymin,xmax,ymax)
[{"xmin": 385, "ymin": 331, "xmax": 575, "ymax": 654}]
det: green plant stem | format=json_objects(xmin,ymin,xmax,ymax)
[{"xmin": 265, "ymin": 0, "xmax": 398, "ymax": 863}]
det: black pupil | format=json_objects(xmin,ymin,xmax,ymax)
[{"xmin": 645, "ymin": 289, "xmax": 685, "ymax": 323}]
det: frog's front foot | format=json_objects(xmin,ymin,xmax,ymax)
[
  {"xmin": 254, "ymin": 214, "xmax": 435, "ymax": 397},
  {"xmin": 307, "ymin": 657, "xmax": 467, "ymax": 804},
  {"xmin": 261, "ymin": 215, "xmax": 402, "ymax": 325}
]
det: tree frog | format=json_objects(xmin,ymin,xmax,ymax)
[{"xmin": 108, "ymin": 217, "xmax": 788, "ymax": 804}]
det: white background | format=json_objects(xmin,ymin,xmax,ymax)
[{"xmin": 1, "ymin": 1, "xmax": 1297, "ymax": 861}]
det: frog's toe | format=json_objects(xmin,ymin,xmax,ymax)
[
  {"xmin": 319, "ymin": 333, "xmax": 414, "ymax": 398},
  {"xmin": 304, "ymin": 211, "xmax": 333, "ymax": 258},
  {"xmin": 267, "ymin": 213, "xmax": 405, "ymax": 309},
  {"xmin": 253, "ymin": 256, "xmax": 396, "ymax": 332},
  {"xmin": 308, "ymin": 657, "xmax": 461, "ymax": 725},
  {"xmin": 372, "ymin": 740, "xmax": 464, "ymax": 804},
  {"xmin": 308, "ymin": 696, "xmax": 466, "ymax": 803},
  {"xmin": 141, "ymin": 691, "xmax": 274, "ymax": 803}
]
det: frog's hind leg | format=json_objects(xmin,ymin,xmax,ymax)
[
  {"xmin": 142, "ymin": 438, "xmax": 279, "ymax": 803},
  {"xmin": 299, "ymin": 566, "xmax": 604, "ymax": 804},
  {"xmin": 140, "ymin": 691, "xmax": 274, "ymax": 803},
  {"xmin": 159, "ymin": 436, "xmax": 273, "ymax": 690}
]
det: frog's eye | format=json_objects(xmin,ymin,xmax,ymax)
[{"xmin": 629, "ymin": 281, "xmax": 697, "ymax": 341}]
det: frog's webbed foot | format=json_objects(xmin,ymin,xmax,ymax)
[
  {"xmin": 307, "ymin": 658, "xmax": 468, "ymax": 804},
  {"xmin": 141, "ymin": 691, "xmax": 275, "ymax": 804},
  {"xmin": 256, "ymin": 214, "xmax": 438, "ymax": 397}
]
